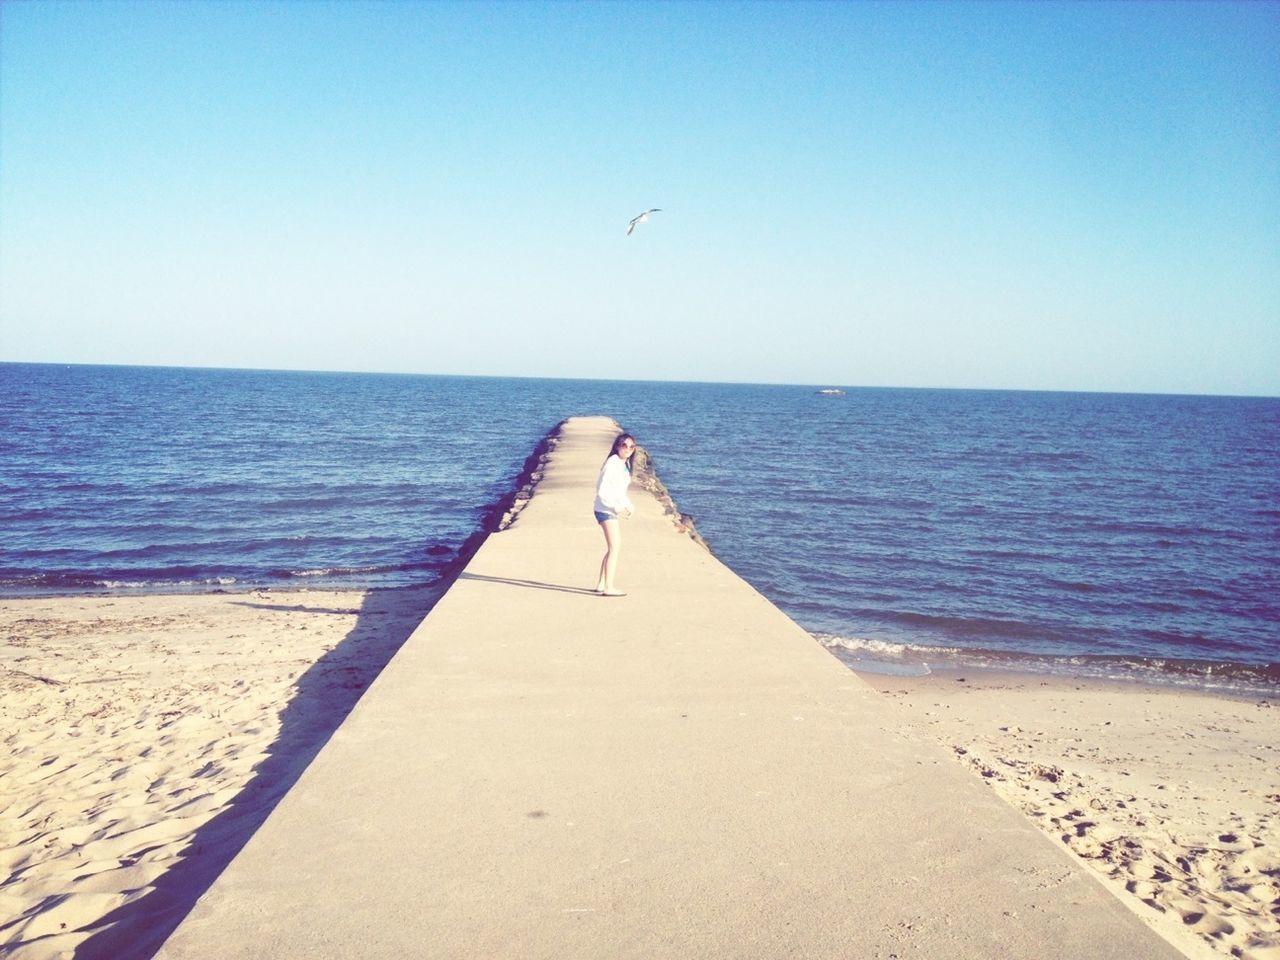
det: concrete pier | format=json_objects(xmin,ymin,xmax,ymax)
[{"xmin": 156, "ymin": 416, "xmax": 1179, "ymax": 959}]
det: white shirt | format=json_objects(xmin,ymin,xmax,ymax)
[{"xmin": 593, "ymin": 454, "xmax": 635, "ymax": 516}]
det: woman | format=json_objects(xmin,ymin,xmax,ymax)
[{"xmin": 593, "ymin": 433, "xmax": 636, "ymax": 596}]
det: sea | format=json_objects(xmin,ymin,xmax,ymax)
[{"xmin": 3, "ymin": 362, "xmax": 1277, "ymax": 690}]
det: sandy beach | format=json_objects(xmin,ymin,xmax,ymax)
[
  {"xmin": 0, "ymin": 586, "xmax": 443, "ymax": 959},
  {"xmin": 865, "ymin": 670, "xmax": 1280, "ymax": 960},
  {"xmin": 1, "ymin": 587, "xmax": 1275, "ymax": 957}
]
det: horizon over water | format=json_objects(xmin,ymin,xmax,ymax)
[
  {"xmin": 3, "ymin": 362, "xmax": 1278, "ymax": 691},
  {"xmin": 13, "ymin": 359, "xmax": 1280, "ymax": 399}
]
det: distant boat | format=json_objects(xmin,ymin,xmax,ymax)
[{"xmin": 816, "ymin": 388, "xmax": 845, "ymax": 396}]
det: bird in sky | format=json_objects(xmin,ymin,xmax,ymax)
[{"xmin": 626, "ymin": 208, "xmax": 661, "ymax": 236}]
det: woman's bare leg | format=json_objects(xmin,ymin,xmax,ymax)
[{"xmin": 596, "ymin": 518, "xmax": 623, "ymax": 594}]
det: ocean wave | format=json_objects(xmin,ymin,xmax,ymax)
[
  {"xmin": 285, "ymin": 565, "xmax": 386, "ymax": 578},
  {"xmin": 0, "ymin": 416, "xmax": 563, "ymax": 599},
  {"xmin": 814, "ymin": 633, "xmax": 1280, "ymax": 692},
  {"xmin": 810, "ymin": 634, "xmax": 942, "ymax": 678},
  {"xmin": 100, "ymin": 576, "xmax": 239, "ymax": 589},
  {"xmin": 0, "ymin": 572, "xmax": 242, "ymax": 594},
  {"xmin": 0, "ymin": 556, "xmax": 452, "ymax": 595},
  {"xmin": 879, "ymin": 610, "xmax": 1052, "ymax": 641}
]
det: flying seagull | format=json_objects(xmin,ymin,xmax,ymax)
[{"xmin": 626, "ymin": 208, "xmax": 661, "ymax": 236}]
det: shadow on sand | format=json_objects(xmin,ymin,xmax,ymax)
[{"xmin": 73, "ymin": 582, "xmax": 446, "ymax": 960}]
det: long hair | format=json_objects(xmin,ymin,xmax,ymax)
[{"xmin": 606, "ymin": 433, "xmax": 637, "ymax": 472}]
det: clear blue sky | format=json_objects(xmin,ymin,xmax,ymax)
[{"xmin": 2, "ymin": 0, "xmax": 1276, "ymax": 395}]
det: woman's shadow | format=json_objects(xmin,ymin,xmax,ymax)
[{"xmin": 73, "ymin": 582, "xmax": 446, "ymax": 960}]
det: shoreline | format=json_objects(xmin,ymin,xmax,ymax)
[
  {"xmin": 4, "ymin": 579, "xmax": 1276, "ymax": 699},
  {"xmin": 819, "ymin": 633, "xmax": 1280, "ymax": 700},
  {"xmin": 7, "ymin": 576, "xmax": 1274, "ymax": 701}
]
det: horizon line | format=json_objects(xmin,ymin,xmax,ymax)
[{"xmin": 2, "ymin": 358, "xmax": 1276, "ymax": 401}]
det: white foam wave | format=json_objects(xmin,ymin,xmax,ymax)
[
  {"xmin": 813, "ymin": 633, "xmax": 962, "ymax": 660},
  {"xmin": 97, "ymin": 576, "xmax": 237, "ymax": 589},
  {"xmin": 812, "ymin": 633, "xmax": 940, "ymax": 677},
  {"xmin": 813, "ymin": 632, "xmax": 1279, "ymax": 693},
  {"xmin": 289, "ymin": 565, "xmax": 381, "ymax": 578}
]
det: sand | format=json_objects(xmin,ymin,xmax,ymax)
[
  {"xmin": 0, "ymin": 585, "xmax": 442, "ymax": 959},
  {"xmin": 865, "ymin": 670, "xmax": 1280, "ymax": 960}
]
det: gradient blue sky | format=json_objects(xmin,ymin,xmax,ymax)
[{"xmin": 2, "ymin": 0, "xmax": 1277, "ymax": 394}]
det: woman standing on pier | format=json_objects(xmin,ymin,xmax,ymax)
[{"xmin": 594, "ymin": 433, "xmax": 636, "ymax": 596}]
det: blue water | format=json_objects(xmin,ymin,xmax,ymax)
[{"xmin": 3, "ymin": 363, "xmax": 1278, "ymax": 687}]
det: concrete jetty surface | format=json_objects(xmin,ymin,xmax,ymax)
[{"xmin": 156, "ymin": 416, "xmax": 1180, "ymax": 959}]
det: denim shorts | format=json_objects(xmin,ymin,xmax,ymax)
[{"xmin": 594, "ymin": 510, "xmax": 616, "ymax": 524}]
